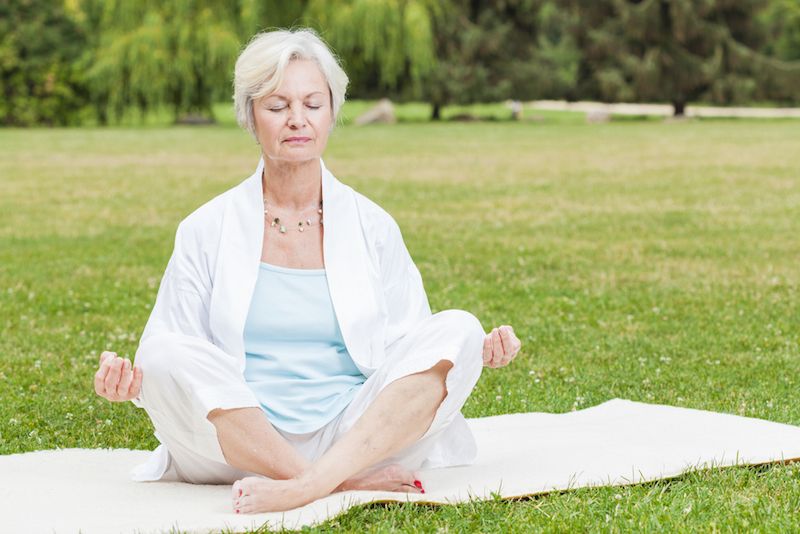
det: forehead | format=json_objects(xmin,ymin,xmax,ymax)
[{"xmin": 267, "ymin": 59, "xmax": 328, "ymax": 99}]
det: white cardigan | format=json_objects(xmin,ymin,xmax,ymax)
[{"xmin": 130, "ymin": 157, "xmax": 476, "ymax": 480}]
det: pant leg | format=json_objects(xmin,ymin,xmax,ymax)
[
  {"xmin": 134, "ymin": 332, "xmax": 263, "ymax": 484},
  {"xmin": 328, "ymin": 309, "xmax": 485, "ymax": 470}
]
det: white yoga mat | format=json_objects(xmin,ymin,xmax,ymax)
[{"xmin": 3, "ymin": 399, "xmax": 799, "ymax": 533}]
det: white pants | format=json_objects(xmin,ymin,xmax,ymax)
[{"xmin": 133, "ymin": 309, "xmax": 485, "ymax": 484}]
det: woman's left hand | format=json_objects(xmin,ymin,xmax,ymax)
[{"xmin": 482, "ymin": 325, "xmax": 521, "ymax": 368}]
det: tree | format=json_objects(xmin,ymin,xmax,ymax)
[
  {"xmin": 568, "ymin": 0, "xmax": 800, "ymax": 115},
  {"xmin": 72, "ymin": 0, "xmax": 247, "ymax": 124},
  {"xmin": 300, "ymin": 0, "xmax": 439, "ymax": 100},
  {"xmin": 0, "ymin": 0, "xmax": 88, "ymax": 126}
]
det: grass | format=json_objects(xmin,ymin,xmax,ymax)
[{"xmin": 1, "ymin": 105, "xmax": 799, "ymax": 531}]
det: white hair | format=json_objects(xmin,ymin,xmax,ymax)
[{"xmin": 233, "ymin": 28, "xmax": 349, "ymax": 140}]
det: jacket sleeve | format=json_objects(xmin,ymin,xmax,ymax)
[
  {"xmin": 377, "ymin": 216, "xmax": 433, "ymax": 350},
  {"xmin": 131, "ymin": 221, "xmax": 213, "ymax": 407},
  {"xmin": 140, "ymin": 220, "xmax": 213, "ymax": 341}
]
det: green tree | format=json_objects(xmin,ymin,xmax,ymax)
[
  {"xmin": 569, "ymin": 0, "xmax": 800, "ymax": 115},
  {"xmin": 0, "ymin": 0, "xmax": 88, "ymax": 126},
  {"xmin": 761, "ymin": 0, "xmax": 800, "ymax": 61},
  {"xmin": 73, "ymin": 0, "xmax": 247, "ymax": 124},
  {"xmin": 301, "ymin": 0, "xmax": 439, "ymax": 99}
]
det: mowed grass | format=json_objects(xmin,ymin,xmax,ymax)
[{"xmin": 1, "ymin": 110, "xmax": 799, "ymax": 532}]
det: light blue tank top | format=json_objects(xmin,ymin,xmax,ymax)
[{"xmin": 242, "ymin": 261, "xmax": 366, "ymax": 434}]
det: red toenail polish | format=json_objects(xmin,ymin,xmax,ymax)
[
  {"xmin": 414, "ymin": 480, "xmax": 422, "ymax": 489},
  {"xmin": 421, "ymin": 489, "xmax": 426, "ymax": 494},
  {"xmin": 235, "ymin": 509, "xmax": 239, "ymax": 514},
  {"xmin": 239, "ymin": 488, "xmax": 243, "ymax": 496}
]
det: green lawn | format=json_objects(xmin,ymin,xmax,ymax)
[{"xmin": 1, "ymin": 110, "xmax": 799, "ymax": 532}]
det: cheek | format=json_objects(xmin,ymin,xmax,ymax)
[{"xmin": 254, "ymin": 114, "xmax": 281, "ymax": 140}]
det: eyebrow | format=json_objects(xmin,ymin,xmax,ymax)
[{"xmin": 266, "ymin": 91, "xmax": 326, "ymax": 100}]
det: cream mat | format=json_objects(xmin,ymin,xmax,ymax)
[{"xmin": 3, "ymin": 399, "xmax": 799, "ymax": 533}]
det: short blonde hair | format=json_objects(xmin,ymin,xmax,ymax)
[{"xmin": 233, "ymin": 28, "xmax": 349, "ymax": 140}]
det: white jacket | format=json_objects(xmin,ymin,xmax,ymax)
[{"xmin": 131, "ymin": 157, "xmax": 476, "ymax": 480}]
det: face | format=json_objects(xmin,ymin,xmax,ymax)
[{"xmin": 253, "ymin": 59, "xmax": 334, "ymax": 164}]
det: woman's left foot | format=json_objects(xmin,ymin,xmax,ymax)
[{"xmin": 232, "ymin": 476, "xmax": 316, "ymax": 514}]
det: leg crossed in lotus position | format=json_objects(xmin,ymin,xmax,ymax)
[
  {"xmin": 212, "ymin": 359, "xmax": 452, "ymax": 513},
  {"xmin": 135, "ymin": 309, "xmax": 485, "ymax": 514}
]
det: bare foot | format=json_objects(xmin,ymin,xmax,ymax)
[
  {"xmin": 336, "ymin": 463, "xmax": 424, "ymax": 493},
  {"xmin": 232, "ymin": 464, "xmax": 425, "ymax": 514},
  {"xmin": 232, "ymin": 476, "xmax": 314, "ymax": 514}
]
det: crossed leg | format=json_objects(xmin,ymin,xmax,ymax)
[
  {"xmin": 134, "ymin": 310, "xmax": 484, "ymax": 507},
  {"xmin": 215, "ymin": 359, "xmax": 453, "ymax": 513}
]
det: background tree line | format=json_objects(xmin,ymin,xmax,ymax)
[{"xmin": 2, "ymin": 0, "xmax": 799, "ymax": 126}]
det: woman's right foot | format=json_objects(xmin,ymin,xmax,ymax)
[{"xmin": 336, "ymin": 463, "xmax": 424, "ymax": 493}]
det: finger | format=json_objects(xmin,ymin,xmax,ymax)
[
  {"xmin": 99, "ymin": 351, "xmax": 116, "ymax": 366},
  {"xmin": 491, "ymin": 328, "xmax": 503, "ymax": 367},
  {"xmin": 117, "ymin": 359, "xmax": 134, "ymax": 398},
  {"xmin": 128, "ymin": 366, "xmax": 143, "ymax": 398},
  {"xmin": 498, "ymin": 326, "xmax": 512, "ymax": 355},
  {"xmin": 482, "ymin": 335, "xmax": 492, "ymax": 365},
  {"xmin": 104, "ymin": 357, "xmax": 124, "ymax": 400},
  {"xmin": 94, "ymin": 360, "xmax": 112, "ymax": 396}
]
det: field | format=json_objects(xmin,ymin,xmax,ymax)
[{"xmin": 1, "ymin": 105, "xmax": 799, "ymax": 531}]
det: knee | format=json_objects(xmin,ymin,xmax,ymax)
[
  {"xmin": 435, "ymin": 309, "xmax": 485, "ymax": 351},
  {"xmin": 434, "ymin": 309, "xmax": 485, "ymax": 376}
]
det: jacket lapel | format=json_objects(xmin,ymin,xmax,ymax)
[
  {"xmin": 321, "ymin": 159, "xmax": 381, "ymax": 372},
  {"xmin": 208, "ymin": 157, "xmax": 265, "ymax": 368}
]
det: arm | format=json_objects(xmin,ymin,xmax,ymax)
[{"xmin": 94, "ymin": 221, "xmax": 213, "ymax": 405}]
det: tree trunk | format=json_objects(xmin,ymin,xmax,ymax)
[
  {"xmin": 673, "ymin": 100, "xmax": 686, "ymax": 116},
  {"xmin": 431, "ymin": 102, "xmax": 442, "ymax": 121}
]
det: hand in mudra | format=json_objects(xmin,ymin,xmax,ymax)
[
  {"xmin": 482, "ymin": 325, "xmax": 521, "ymax": 368},
  {"xmin": 94, "ymin": 351, "xmax": 143, "ymax": 402}
]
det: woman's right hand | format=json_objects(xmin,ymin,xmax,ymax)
[{"xmin": 94, "ymin": 351, "xmax": 143, "ymax": 402}]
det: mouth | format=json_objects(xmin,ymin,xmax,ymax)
[{"xmin": 284, "ymin": 137, "xmax": 311, "ymax": 143}]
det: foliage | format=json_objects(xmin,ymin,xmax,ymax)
[
  {"xmin": 3, "ymin": 0, "xmax": 800, "ymax": 125},
  {"xmin": 301, "ymin": 0, "xmax": 439, "ymax": 99},
  {"xmin": 0, "ymin": 0, "xmax": 88, "ymax": 126},
  {"xmin": 71, "ymin": 0, "xmax": 246, "ymax": 124},
  {"xmin": 566, "ymin": 0, "xmax": 800, "ymax": 115}
]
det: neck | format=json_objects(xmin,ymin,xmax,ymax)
[{"xmin": 262, "ymin": 157, "xmax": 322, "ymax": 210}]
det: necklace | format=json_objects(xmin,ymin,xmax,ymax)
[{"xmin": 263, "ymin": 198, "xmax": 323, "ymax": 234}]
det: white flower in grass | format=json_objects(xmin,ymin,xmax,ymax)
[
  {"xmin": 65, "ymin": 413, "xmax": 74, "ymax": 420},
  {"xmin": 614, "ymin": 493, "xmax": 622, "ymax": 500},
  {"xmin": 104, "ymin": 419, "xmax": 112, "ymax": 426},
  {"xmin": 495, "ymin": 395, "xmax": 502, "ymax": 401},
  {"xmin": 33, "ymin": 360, "xmax": 41, "ymax": 369},
  {"xmin": 9, "ymin": 418, "xmax": 19, "ymax": 425}
]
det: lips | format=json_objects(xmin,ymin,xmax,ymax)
[{"xmin": 284, "ymin": 137, "xmax": 311, "ymax": 142}]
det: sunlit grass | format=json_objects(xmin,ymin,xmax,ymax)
[{"xmin": 1, "ymin": 115, "xmax": 799, "ymax": 531}]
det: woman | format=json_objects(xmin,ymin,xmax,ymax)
[{"xmin": 93, "ymin": 28, "xmax": 521, "ymax": 514}]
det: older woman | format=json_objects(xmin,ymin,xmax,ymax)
[{"xmin": 93, "ymin": 28, "xmax": 521, "ymax": 514}]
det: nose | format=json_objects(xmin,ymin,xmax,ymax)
[{"xmin": 287, "ymin": 104, "xmax": 306, "ymax": 128}]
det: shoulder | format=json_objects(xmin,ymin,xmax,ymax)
[
  {"xmin": 175, "ymin": 178, "xmax": 247, "ymax": 247},
  {"xmin": 351, "ymin": 188, "xmax": 403, "ymax": 246}
]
